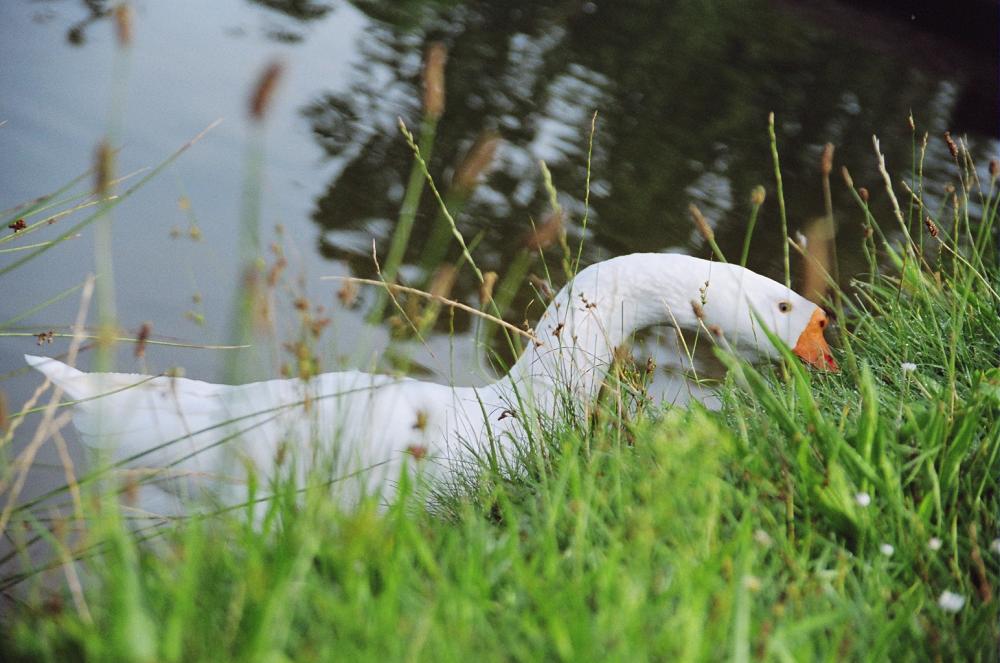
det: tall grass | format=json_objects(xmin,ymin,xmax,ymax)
[{"xmin": 1, "ymin": 118, "xmax": 997, "ymax": 660}]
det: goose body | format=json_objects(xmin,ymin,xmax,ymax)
[{"xmin": 27, "ymin": 253, "xmax": 835, "ymax": 513}]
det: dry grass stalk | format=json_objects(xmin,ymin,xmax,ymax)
[
  {"xmin": 322, "ymin": 275, "xmax": 538, "ymax": 343},
  {"xmin": 0, "ymin": 278, "xmax": 95, "ymax": 539},
  {"xmin": 872, "ymin": 136, "xmax": 910, "ymax": 242},
  {"xmin": 423, "ymin": 42, "xmax": 447, "ymax": 120}
]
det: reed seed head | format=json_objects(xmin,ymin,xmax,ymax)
[
  {"xmin": 820, "ymin": 143, "xmax": 834, "ymax": 177},
  {"xmin": 858, "ymin": 187, "xmax": 870, "ymax": 203},
  {"xmin": 750, "ymin": 185, "xmax": 766, "ymax": 206},
  {"xmin": 452, "ymin": 131, "xmax": 500, "ymax": 193},
  {"xmin": 689, "ymin": 203, "xmax": 714, "ymax": 243},
  {"xmin": 135, "ymin": 321, "xmax": 151, "ymax": 358},
  {"xmin": 944, "ymin": 131, "xmax": 958, "ymax": 159},
  {"xmin": 479, "ymin": 271, "xmax": 498, "ymax": 307},
  {"xmin": 841, "ymin": 166, "xmax": 855, "ymax": 188},
  {"xmin": 113, "ymin": 3, "xmax": 133, "ymax": 47},
  {"xmin": 94, "ymin": 140, "xmax": 114, "ymax": 195},
  {"xmin": 528, "ymin": 274, "xmax": 554, "ymax": 300},
  {"xmin": 428, "ymin": 264, "xmax": 458, "ymax": 300},
  {"xmin": 249, "ymin": 61, "xmax": 284, "ymax": 121},
  {"xmin": 422, "ymin": 42, "xmax": 447, "ymax": 120},
  {"xmin": 690, "ymin": 300, "xmax": 705, "ymax": 320},
  {"xmin": 989, "ymin": 158, "xmax": 998, "ymax": 178},
  {"xmin": 524, "ymin": 211, "xmax": 564, "ymax": 251},
  {"xmin": 337, "ymin": 280, "xmax": 359, "ymax": 308},
  {"xmin": 907, "ymin": 113, "xmax": 915, "ymax": 131}
]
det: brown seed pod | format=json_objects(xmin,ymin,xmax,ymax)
[
  {"xmin": 750, "ymin": 185, "xmax": 766, "ymax": 206},
  {"xmin": 858, "ymin": 187, "xmax": 870, "ymax": 203},
  {"xmin": 989, "ymin": 158, "xmax": 998, "ymax": 178}
]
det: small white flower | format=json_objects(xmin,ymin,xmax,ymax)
[
  {"xmin": 938, "ymin": 590, "xmax": 966, "ymax": 613},
  {"xmin": 879, "ymin": 543, "xmax": 894, "ymax": 557},
  {"xmin": 991, "ymin": 538, "xmax": 1000, "ymax": 555},
  {"xmin": 855, "ymin": 492, "xmax": 872, "ymax": 507},
  {"xmin": 901, "ymin": 362, "xmax": 917, "ymax": 373},
  {"xmin": 927, "ymin": 537, "xmax": 942, "ymax": 551},
  {"xmin": 753, "ymin": 529, "xmax": 773, "ymax": 547}
]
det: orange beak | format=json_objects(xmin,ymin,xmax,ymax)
[{"xmin": 793, "ymin": 308, "xmax": 838, "ymax": 371}]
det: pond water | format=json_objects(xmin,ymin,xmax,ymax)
[{"xmin": 1, "ymin": 1, "xmax": 998, "ymax": 460}]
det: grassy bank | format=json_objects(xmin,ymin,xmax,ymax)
[{"xmin": 1, "ymin": 131, "xmax": 998, "ymax": 662}]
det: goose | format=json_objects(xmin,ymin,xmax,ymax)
[{"xmin": 25, "ymin": 253, "xmax": 835, "ymax": 515}]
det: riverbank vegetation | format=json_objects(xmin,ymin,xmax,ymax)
[{"xmin": 1, "ymin": 16, "xmax": 998, "ymax": 658}]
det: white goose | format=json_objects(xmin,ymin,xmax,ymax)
[{"xmin": 26, "ymin": 253, "xmax": 835, "ymax": 514}]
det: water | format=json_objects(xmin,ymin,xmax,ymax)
[{"xmin": 0, "ymin": 0, "xmax": 997, "ymax": 502}]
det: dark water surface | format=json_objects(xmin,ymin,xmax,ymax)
[{"xmin": 1, "ymin": 1, "xmax": 998, "ymax": 453}]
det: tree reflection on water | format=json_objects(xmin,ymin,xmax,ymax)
[{"xmin": 302, "ymin": 0, "xmax": 996, "ymax": 338}]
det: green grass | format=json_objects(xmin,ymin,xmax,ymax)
[{"xmin": 1, "ymin": 102, "xmax": 998, "ymax": 661}]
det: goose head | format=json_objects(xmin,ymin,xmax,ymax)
[
  {"xmin": 510, "ymin": 254, "xmax": 837, "ymax": 403},
  {"xmin": 692, "ymin": 261, "xmax": 838, "ymax": 371}
]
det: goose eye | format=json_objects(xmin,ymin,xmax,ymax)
[{"xmin": 778, "ymin": 301, "xmax": 791, "ymax": 313}]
